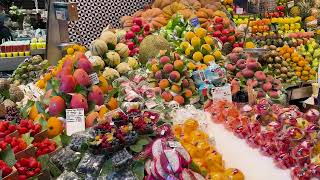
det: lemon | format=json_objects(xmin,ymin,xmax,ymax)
[
  {"xmin": 203, "ymin": 55, "xmax": 215, "ymax": 65},
  {"xmin": 185, "ymin": 46, "xmax": 194, "ymax": 56},
  {"xmin": 187, "ymin": 62, "xmax": 196, "ymax": 70},
  {"xmin": 213, "ymin": 50, "xmax": 222, "ymax": 59},
  {"xmin": 180, "ymin": 41, "xmax": 190, "ymax": 50},
  {"xmin": 66, "ymin": 47, "xmax": 75, "ymax": 55},
  {"xmin": 193, "ymin": 51, "xmax": 203, "ymax": 62},
  {"xmin": 204, "ymin": 36, "xmax": 214, "ymax": 45},
  {"xmin": 194, "ymin": 28, "xmax": 207, "ymax": 38},
  {"xmin": 184, "ymin": 32, "xmax": 195, "ymax": 41},
  {"xmin": 201, "ymin": 44, "xmax": 212, "ymax": 55},
  {"xmin": 191, "ymin": 36, "xmax": 201, "ymax": 47}
]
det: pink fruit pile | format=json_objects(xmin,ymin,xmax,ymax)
[
  {"xmin": 205, "ymin": 99, "xmax": 320, "ymax": 180},
  {"xmin": 226, "ymin": 47, "xmax": 283, "ymax": 99},
  {"xmin": 124, "ymin": 17, "xmax": 150, "ymax": 56},
  {"xmin": 209, "ymin": 16, "xmax": 236, "ymax": 44},
  {"xmin": 47, "ymin": 54, "xmax": 104, "ymax": 116},
  {"xmin": 145, "ymin": 138, "xmax": 205, "ymax": 180}
]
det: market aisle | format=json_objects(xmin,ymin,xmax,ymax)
[{"xmin": 207, "ymin": 121, "xmax": 291, "ymax": 180}]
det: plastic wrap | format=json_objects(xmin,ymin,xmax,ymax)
[
  {"xmin": 111, "ymin": 148, "xmax": 133, "ymax": 170},
  {"xmin": 56, "ymin": 171, "xmax": 81, "ymax": 180},
  {"xmin": 69, "ymin": 132, "xmax": 91, "ymax": 152},
  {"xmin": 50, "ymin": 147, "xmax": 82, "ymax": 171},
  {"xmin": 76, "ymin": 153, "xmax": 106, "ymax": 177}
]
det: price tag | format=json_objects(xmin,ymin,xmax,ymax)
[
  {"xmin": 89, "ymin": 73, "xmax": 99, "ymax": 85},
  {"xmin": 210, "ymin": 84, "xmax": 232, "ymax": 102},
  {"xmin": 145, "ymin": 100, "xmax": 157, "ymax": 109},
  {"xmin": 190, "ymin": 17, "xmax": 200, "ymax": 27},
  {"xmin": 236, "ymin": 8, "xmax": 243, "ymax": 15},
  {"xmin": 168, "ymin": 141, "xmax": 181, "ymax": 148},
  {"xmin": 66, "ymin": 109, "xmax": 85, "ymax": 136}
]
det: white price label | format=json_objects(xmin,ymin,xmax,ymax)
[
  {"xmin": 210, "ymin": 84, "xmax": 232, "ymax": 102},
  {"xmin": 89, "ymin": 73, "xmax": 99, "ymax": 85},
  {"xmin": 236, "ymin": 8, "xmax": 243, "ymax": 15},
  {"xmin": 168, "ymin": 141, "xmax": 181, "ymax": 148},
  {"xmin": 145, "ymin": 100, "xmax": 157, "ymax": 109},
  {"xmin": 66, "ymin": 109, "xmax": 85, "ymax": 136}
]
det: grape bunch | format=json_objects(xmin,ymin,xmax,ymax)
[{"xmin": 5, "ymin": 106, "xmax": 21, "ymax": 123}]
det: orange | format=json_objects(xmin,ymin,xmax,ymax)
[
  {"xmin": 279, "ymin": 49, "xmax": 286, "ymax": 55},
  {"xmin": 287, "ymin": 48, "xmax": 294, "ymax": 54},
  {"xmin": 47, "ymin": 117, "xmax": 63, "ymax": 138},
  {"xmin": 173, "ymin": 95, "xmax": 185, "ymax": 105},
  {"xmin": 304, "ymin": 66, "xmax": 311, "ymax": 71},
  {"xmin": 171, "ymin": 84, "xmax": 181, "ymax": 93},
  {"xmin": 295, "ymin": 67, "xmax": 303, "ymax": 71},
  {"xmin": 292, "ymin": 56, "xmax": 299, "ymax": 63},
  {"xmin": 43, "ymin": 73, "xmax": 52, "ymax": 81},
  {"xmin": 29, "ymin": 104, "xmax": 39, "ymax": 120},
  {"xmin": 107, "ymin": 97, "xmax": 118, "ymax": 110},
  {"xmin": 291, "ymin": 52, "xmax": 299, "ymax": 58},
  {"xmin": 298, "ymin": 61, "xmax": 306, "ymax": 67},
  {"xmin": 98, "ymin": 105, "xmax": 108, "ymax": 118},
  {"xmin": 295, "ymin": 71, "xmax": 301, "ymax": 76},
  {"xmin": 283, "ymin": 53, "xmax": 290, "ymax": 59},
  {"xmin": 36, "ymin": 79, "xmax": 46, "ymax": 89}
]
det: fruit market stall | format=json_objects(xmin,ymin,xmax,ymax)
[{"xmin": 0, "ymin": 0, "xmax": 320, "ymax": 180}]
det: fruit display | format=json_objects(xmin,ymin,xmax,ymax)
[
  {"xmin": 259, "ymin": 45, "xmax": 299, "ymax": 85},
  {"xmin": 9, "ymin": 55, "xmax": 50, "ymax": 85},
  {"xmin": 226, "ymin": 47, "xmax": 285, "ymax": 100},
  {"xmin": 148, "ymin": 52, "xmax": 197, "ymax": 105},
  {"xmin": 205, "ymin": 100, "xmax": 320, "ymax": 180},
  {"xmin": 178, "ymin": 27, "xmax": 223, "ymax": 67},
  {"xmin": 2, "ymin": 0, "xmax": 320, "ymax": 179},
  {"xmin": 278, "ymin": 44, "xmax": 316, "ymax": 82},
  {"xmin": 14, "ymin": 157, "xmax": 41, "ymax": 179},
  {"xmin": 173, "ymin": 119, "xmax": 244, "ymax": 179}
]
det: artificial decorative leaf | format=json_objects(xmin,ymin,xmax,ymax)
[
  {"xmin": 129, "ymin": 144, "xmax": 143, "ymax": 153},
  {"xmin": 22, "ymin": 133, "xmax": 34, "ymax": 145},
  {"xmin": 88, "ymin": 101, "xmax": 96, "ymax": 113},
  {"xmin": 52, "ymin": 135, "xmax": 62, "ymax": 147},
  {"xmin": 132, "ymin": 160, "xmax": 144, "ymax": 180},
  {"xmin": 137, "ymin": 138, "xmax": 149, "ymax": 146},
  {"xmin": 35, "ymin": 101, "xmax": 45, "ymax": 114},
  {"xmin": 20, "ymin": 100, "xmax": 34, "ymax": 118},
  {"xmin": 100, "ymin": 159, "xmax": 113, "ymax": 176},
  {"xmin": 75, "ymin": 85, "xmax": 87, "ymax": 97},
  {"xmin": 0, "ymin": 145, "xmax": 16, "ymax": 167},
  {"xmin": 37, "ymin": 154, "xmax": 49, "ymax": 170},
  {"xmin": 60, "ymin": 133, "xmax": 71, "ymax": 147},
  {"xmin": 37, "ymin": 117, "xmax": 47, "ymax": 131}
]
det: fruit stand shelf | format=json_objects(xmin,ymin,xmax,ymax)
[
  {"xmin": 0, "ymin": 57, "xmax": 30, "ymax": 71},
  {"xmin": 286, "ymin": 84, "xmax": 312, "ymax": 101},
  {"xmin": 31, "ymin": 49, "xmax": 46, "ymax": 56}
]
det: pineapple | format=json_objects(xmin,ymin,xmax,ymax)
[{"xmin": 297, "ymin": 0, "xmax": 314, "ymax": 19}]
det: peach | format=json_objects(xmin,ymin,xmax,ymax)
[
  {"xmin": 247, "ymin": 79, "xmax": 258, "ymax": 87},
  {"xmin": 173, "ymin": 60, "xmax": 184, "ymax": 71},
  {"xmin": 173, "ymin": 95, "xmax": 185, "ymax": 105},
  {"xmin": 171, "ymin": 84, "xmax": 181, "ymax": 93},
  {"xmin": 161, "ymin": 91, "xmax": 173, "ymax": 102},
  {"xmin": 160, "ymin": 56, "xmax": 170, "ymax": 64},
  {"xmin": 163, "ymin": 64, "xmax": 174, "ymax": 73},
  {"xmin": 59, "ymin": 75, "xmax": 76, "ymax": 93},
  {"xmin": 159, "ymin": 79, "xmax": 170, "ymax": 89},
  {"xmin": 169, "ymin": 71, "xmax": 181, "ymax": 82},
  {"xmin": 227, "ymin": 53, "xmax": 239, "ymax": 63},
  {"xmin": 226, "ymin": 64, "xmax": 236, "ymax": 71},
  {"xmin": 70, "ymin": 94, "xmax": 89, "ymax": 112},
  {"xmin": 241, "ymin": 68, "xmax": 254, "ymax": 78},
  {"xmin": 184, "ymin": 89, "xmax": 193, "ymax": 98},
  {"xmin": 155, "ymin": 71, "xmax": 163, "ymax": 80},
  {"xmin": 182, "ymin": 79, "xmax": 189, "ymax": 88}
]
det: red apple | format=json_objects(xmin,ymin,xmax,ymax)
[
  {"xmin": 220, "ymin": 36, "xmax": 228, "ymax": 43},
  {"xmin": 222, "ymin": 29, "xmax": 230, "ymax": 35},
  {"xmin": 233, "ymin": 43, "xmax": 239, "ymax": 48},
  {"xmin": 125, "ymin": 31, "xmax": 134, "ymax": 39},
  {"xmin": 215, "ymin": 17, "xmax": 223, "ymax": 24},
  {"xmin": 213, "ymin": 30, "xmax": 222, "ymax": 37},
  {"xmin": 131, "ymin": 25, "xmax": 141, "ymax": 33},
  {"xmin": 144, "ymin": 24, "xmax": 150, "ymax": 31}
]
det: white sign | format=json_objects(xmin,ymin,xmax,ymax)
[
  {"xmin": 89, "ymin": 73, "xmax": 99, "ymax": 85},
  {"xmin": 236, "ymin": 8, "xmax": 243, "ymax": 15},
  {"xmin": 210, "ymin": 84, "xmax": 232, "ymax": 102},
  {"xmin": 66, "ymin": 109, "xmax": 85, "ymax": 136},
  {"xmin": 287, "ymin": 1, "xmax": 294, "ymax": 8}
]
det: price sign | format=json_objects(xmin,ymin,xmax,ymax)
[
  {"xmin": 89, "ymin": 73, "xmax": 99, "ymax": 85},
  {"xmin": 66, "ymin": 109, "xmax": 85, "ymax": 136},
  {"xmin": 190, "ymin": 17, "xmax": 200, "ymax": 27},
  {"xmin": 210, "ymin": 84, "xmax": 232, "ymax": 102}
]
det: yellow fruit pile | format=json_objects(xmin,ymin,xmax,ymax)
[
  {"xmin": 173, "ymin": 119, "xmax": 244, "ymax": 180},
  {"xmin": 179, "ymin": 27, "xmax": 222, "ymax": 70},
  {"xmin": 278, "ymin": 45, "xmax": 316, "ymax": 81},
  {"xmin": 65, "ymin": 44, "xmax": 87, "ymax": 55}
]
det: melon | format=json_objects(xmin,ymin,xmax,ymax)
[
  {"xmin": 88, "ymin": 56, "xmax": 105, "ymax": 70},
  {"xmin": 100, "ymin": 31, "xmax": 117, "ymax": 49},
  {"xmin": 89, "ymin": 39, "xmax": 108, "ymax": 56},
  {"xmin": 139, "ymin": 35, "xmax": 171, "ymax": 64},
  {"xmin": 106, "ymin": 51, "xmax": 121, "ymax": 67},
  {"xmin": 115, "ymin": 43, "xmax": 129, "ymax": 58}
]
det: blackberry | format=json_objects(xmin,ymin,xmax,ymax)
[
  {"xmin": 124, "ymin": 131, "xmax": 138, "ymax": 145},
  {"xmin": 5, "ymin": 106, "xmax": 21, "ymax": 123},
  {"xmin": 105, "ymin": 170, "xmax": 137, "ymax": 180},
  {"xmin": 111, "ymin": 148, "xmax": 133, "ymax": 169}
]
